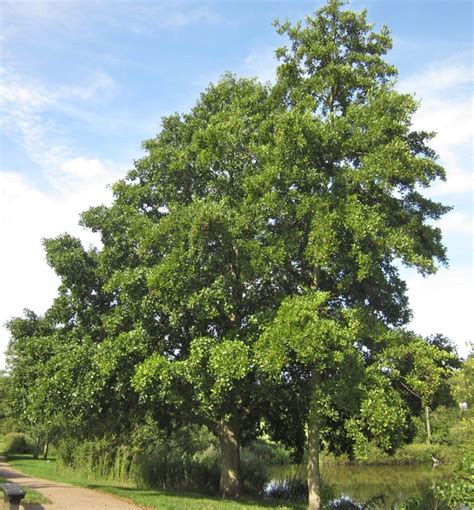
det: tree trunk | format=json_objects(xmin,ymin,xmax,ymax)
[
  {"xmin": 43, "ymin": 435, "xmax": 49, "ymax": 460},
  {"xmin": 217, "ymin": 419, "xmax": 242, "ymax": 498},
  {"xmin": 308, "ymin": 369, "xmax": 322, "ymax": 510},
  {"xmin": 425, "ymin": 405, "xmax": 431, "ymax": 444},
  {"xmin": 32, "ymin": 435, "xmax": 41, "ymax": 459}
]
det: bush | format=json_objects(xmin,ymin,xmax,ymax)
[
  {"xmin": 446, "ymin": 416, "xmax": 474, "ymax": 450},
  {"xmin": 241, "ymin": 449, "xmax": 269, "ymax": 495},
  {"xmin": 393, "ymin": 443, "xmax": 457, "ymax": 465},
  {"xmin": 242, "ymin": 439, "xmax": 291, "ymax": 466},
  {"xmin": 348, "ymin": 440, "xmax": 458, "ymax": 466},
  {"xmin": 3, "ymin": 432, "xmax": 33, "ymax": 455},
  {"xmin": 436, "ymin": 451, "xmax": 474, "ymax": 508},
  {"xmin": 129, "ymin": 444, "xmax": 220, "ymax": 493}
]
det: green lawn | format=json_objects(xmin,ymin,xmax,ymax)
[{"xmin": 7, "ymin": 455, "xmax": 303, "ymax": 510}]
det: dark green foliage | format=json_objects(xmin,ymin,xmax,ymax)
[
  {"xmin": 3, "ymin": 432, "xmax": 33, "ymax": 455},
  {"xmin": 399, "ymin": 490, "xmax": 448, "ymax": 510},
  {"xmin": 243, "ymin": 439, "xmax": 292, "ymax": 467}
]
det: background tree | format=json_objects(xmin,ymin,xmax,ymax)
[
  {"xmin": 374, "ymin": 331, "xmax": 457, "ymax": 444},
  {"xmin": 450, "ymin": 348, "xmax": 474, "ymax": 409}
]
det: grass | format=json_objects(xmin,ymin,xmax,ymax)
[{"xmin": 6, "ymin": 455, "xmax": 304, "ymax": 510}]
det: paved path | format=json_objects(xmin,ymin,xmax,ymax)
[{"xmin": 0, "ymin": 458, "xmax": 145, "ymax": 510}]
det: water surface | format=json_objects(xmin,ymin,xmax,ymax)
[{"xmin": 268, "ymin": 463, "xmax": 447, "ymax": 508}]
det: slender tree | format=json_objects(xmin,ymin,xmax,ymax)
[{"xmin": 255, "ymin": 1, "xmax": 449, "ymax": 508}]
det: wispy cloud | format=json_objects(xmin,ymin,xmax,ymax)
[
  {"xmin": 0, "ymin": 68, "xmax": 118, "ymax": 171},
  {"xmin": 3, "ymin": 0, "xmax": 220, "ymax": 39},
  {"xmin": 0, "ymin": 69, "xmax": 125, "ymax": 367},
  {"xmin": 399, "ymin": 61, "xmax": 473, "ymax": 96},
  {"xmin": 238, "ymin": 48, "xmax": 278, "ymax": 84},
  {"xmin": 127, "ymin": 3, "xmax": 220, "ymax": 32},
  {"xmin": 398, "ymin": 55, "xmax": 473, "ymax": 196},
  {"xmin": 437, "ymin": 211, "xmax": 473, "ymax": 236}
]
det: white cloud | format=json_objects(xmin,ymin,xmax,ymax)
[
  {"xmin": 399, "ymin": 62, "xmax": 473, "ymax": 96},
  {"xmin": 239, "ymin": 48, "xmax": 278, "ymax": 84},
  {"xmin": 406, "ymin": 267, "xmax": 473, "ymax": 358},
  {"xmin": 0, "ymin": 70, "xmax": 124, "ymax": 368},
  {"xmin": 3, "ymin": 0, "xmax": 220, "ymax": 39},
  {"xmin": 398, "ymin": 58, "xmax": 474, "ymax": 197},
  {"xmin": 400, "ymin": 58, "xmax": 473, "ymax": 357},
  {"xmin": 437, "ymin": 211, "xmax": 473, "ymax": 236},
  {"xmin": 0, "ymin": 68, "xmax": 118, "ymax": 170},
  {"xmin": 0, "ymin": 159, "xmax": 122, "ymax": 369}
]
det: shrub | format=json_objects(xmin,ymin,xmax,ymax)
[
  {"xmin": 3, "ymin": 432, "xmax": 33, "ymax": 455},
  {"xmin": 242, "ymin": 439, "xmax": 291, "ymax": 466},
  {"xmin": 129, "ymin": 445, "xmax": 220, "ymax": 493},
  {"xmin": 393, "ymin": 443, "xmax": 457, "ymax": 465},
  {"xmin": 447, "ymin": 416, "xmax": 474, "ymax": 450},
  {"xmin": 436, "ymin": 451, "xmax": 474, "ymax": 508}
]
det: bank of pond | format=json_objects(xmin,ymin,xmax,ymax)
[
  {"xmin": 267, "ymin": 463, "xmax": 450, "ymax": 509},
  {"xmin": 5, "ymin": 452, "xmax": 469, "ymax": 509},
  {"xmin": 2, "ymin": 432, "xmax": 471, "ymax": 509}
]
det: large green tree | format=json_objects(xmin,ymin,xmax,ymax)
[
  {"xmin": 6, "ymin": 1, "xmax": 450, "ymax": 506},
  {"xmin": 79, "ymin": 75, "xmax": 292, "ymax": 497}
]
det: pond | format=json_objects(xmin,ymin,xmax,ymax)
[{"xmin": 267, "ymin": 463, "xmax": 449, "ymax": 508}]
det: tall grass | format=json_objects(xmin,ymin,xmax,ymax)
[{"xmin": 55, "ymin": 427, "xmax": 268, "ymax": 495}]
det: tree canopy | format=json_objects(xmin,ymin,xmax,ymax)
[{"xmin": 6, "ymin": 1, "xmax": 452, "ymax": 508}]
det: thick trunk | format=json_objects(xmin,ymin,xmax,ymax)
[
  {"xmin": 217, "ymin": 419, "xmax": 242, "ymax": 498},
  {"xmin": 43, "ymin": 435, "xmax": 49, "ymax": 460},
  {"xmin": 425, "ymin": 406, "xmax": 431, "ymax": 444},
  {"xmin": 307, "ymin": 368, "xmax": 322, "ymax": 510}
]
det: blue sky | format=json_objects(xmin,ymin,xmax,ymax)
[{"xmin": 0, "ymin": 0, "xmax": 472, "ymax": 366}]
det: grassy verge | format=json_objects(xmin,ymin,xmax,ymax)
[{"xmin": 7, "ymin": 455, "xmax": 303, "ymax": 510}]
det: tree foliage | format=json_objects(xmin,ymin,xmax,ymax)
[{"xmin": 5, "ymin": 1, "xmax": 451, "ymax": 507}]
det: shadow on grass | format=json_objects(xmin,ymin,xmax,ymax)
[
  {"xmin": 6, "ymin": 454, "xmax": 57, "ymax": 463},
  {"xmin": 85, "ymin": 483, "xmax": 303, "ymax": 509}
]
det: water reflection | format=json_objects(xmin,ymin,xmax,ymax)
[{"xmin": 267, "ymin": 463, "xmax": 448, "ymax": 508}]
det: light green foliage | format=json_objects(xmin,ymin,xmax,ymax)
[
  {"xmin": 436, "ymin": 451, "xmax": 474, "ymax": 508},
  {"xmin": 258, "ymin": 292, "xmax": 353, "ymax": 371},
  {"xmin": 376, "ymin": 332, "xmax": 456, "ymax": 418},
  {"xmin": 3, "ymin": 432, "xmax": 33, "ymax": 454},
  {"xmin": 357, "ymin": 388, "xmax": 407, "ymax": 454},
  {"xmin": 450, "ymin": 351, "xmax": 474, "ymax": 407}
]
